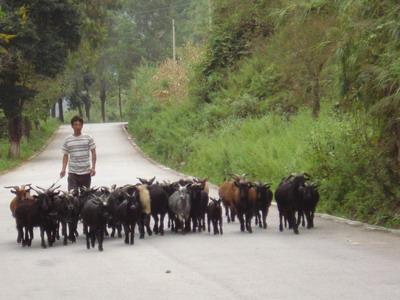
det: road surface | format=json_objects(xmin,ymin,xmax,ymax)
[{"xmin": 1, "ymin": 123, "xmax": 399, "ymax": 300}]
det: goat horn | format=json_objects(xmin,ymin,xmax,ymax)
[
  {"xmin": 35, "ymin": 186, "xmax": 47, "ymax": 192},
  {"xmin": 229, "ymin": 173, "xmax": 240, "ymax": 180},
  {"xmin": 137, "ymin": 177, "xmax": 146, "ymax": 184},
  {"xmin": 49, "ymin": 185, "xmax": 61, "ymax": 193},
  {"xmin": 31, "ymin": 187, "xmax": 42, "ymax": 194},
  {"xmin": 4, "ymin": 185, "xmax": 19, "ymax": 190},
  {"xmin": 48, "ymin": 182, "xmax": 56, "ymax": 190}
]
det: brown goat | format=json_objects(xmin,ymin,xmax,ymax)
[
  {"xmin": 219, "ymin": 174, "xmax": 254, "ymax": 232},
  {"xmin": 7, "ymin": 185, "xmax": 34, "ymax": 217},
  {"xmin": 218, "ymin": 181, "xmax": 239, "ymax": 223}
]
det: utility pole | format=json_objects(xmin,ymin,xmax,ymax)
[{"xmin": 172, "ymin": 18, "xmax": 176, "ymax": 62}]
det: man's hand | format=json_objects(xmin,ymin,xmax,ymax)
[
  {"xmin": 90, "ymin": 168, "xmax": 96, "ymax": 177},
  {"xmin": 60, "ymin": 170, "xmax": 66, "ymax": 178}
]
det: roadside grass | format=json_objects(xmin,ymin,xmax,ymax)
[{"xmin": 0, "ymin": 118, "xmax": 60, "ymax": 172}]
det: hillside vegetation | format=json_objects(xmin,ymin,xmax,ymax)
[{"xmin": 126, "ymin": 0, "xmax": 400, "ymax": 228}]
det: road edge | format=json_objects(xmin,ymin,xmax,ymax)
[{"xmin": 121, "ymin": 123, "xmax": 400, "ymax": 236}]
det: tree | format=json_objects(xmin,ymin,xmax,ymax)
[{"xmin": 0, "ymin": 1, "xmax": 81, "ymax": 157}]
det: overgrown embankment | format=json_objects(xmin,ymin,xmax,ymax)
[{"xmin": 126, "ymin": 1, "xmax": 400, "ymax": 228}]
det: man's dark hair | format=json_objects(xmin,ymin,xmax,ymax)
[{"xmin": 70, "ymin": 115, "xmax": 84, "ymax": 125}]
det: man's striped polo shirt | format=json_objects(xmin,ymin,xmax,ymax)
[{"xmin": 62, "ymin": 134, "xmax": 96, "ymax": 175}]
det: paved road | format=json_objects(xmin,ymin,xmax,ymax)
[{"xmin": 1, "ymin": 123, "xmax": 399, "ymax": 300}]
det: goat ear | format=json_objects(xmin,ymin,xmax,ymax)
[
  {"xmin": 149, "ymin": 177, "xmax": 156, "ymax": 185},
  {"xmin": 137, "ymin": 178, "xmax": 146, "ymax": 184},
  {"xmin": 233, "ymin": 181, "xmax": 239, "ymax": 187}
]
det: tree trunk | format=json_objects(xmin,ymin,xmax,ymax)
[
  {"xmin": 118, "ymin": 81, "xmax": 122, "ymax": 121},
  {"xmin": 84, "ymin": 95, "xmax": 90, "ymax": 122},
  {"xmin": 8, "ymin": 113, "xmax": 22, "ymax": 158},
  {"xmin": 100, "ymin": 80, "xmax": 106, "ymax": 123},
  {"xmin": 22, "ymin": 116, "xmax": 31, "ymax": 140},
  {"xmin": 312, "ymin": 76, "xmax": 321, "ymax": 119},
  {"xmin": 77, "ymin": 104, "xmax": 83, "ymax": 118},
  {"xmin": 58, "ymin": 97, "xmax": 64, "ymax": 123},
  {"xmin": 51, "ymin": 104, "xmax": 56, "ymax": 118}
]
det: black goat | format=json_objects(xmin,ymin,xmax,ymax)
[
  {"xmin": 53, "ymin": 191, "xmax": 80, "ymax": 245},
  {"xmin": 252, "ymin": 182, "xmax": 273, "ymax": 229},
  {"xmin": 275, "ymin": 173, "xmax": 309, "ymax": 234},
  {"xmin": 15, "ymin": 190, "xmax": 58, "ymax": 248},
  {"xmin": 116, "ymin": 192, "xmax": 141, "ymax": 245},
  {"xmin": 189, "ymin": 183, "xmax": 203, "ymax": 232},
  {"xmin": 207, "ymin": 197, "xmax": 223, "ymax": 235},
  {"xmin": 81, "ymin": 196, "xmax": 110, "ymax": 251},
  {"xmin": 299, "ymin": 182, "xmax": 320, "ymax": 229}
]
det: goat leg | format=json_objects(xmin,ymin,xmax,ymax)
[
  {"xmin": 131, "ymin": 222, "xmax": 136, "ymax": 245},
  {"xmin": 159, "ymin": 213, "xmax": 165, "ymax": 236},
  {"xmin": 40, "ymin": 227, "xmax": 47, "ymax": 248},
  {"xmin": 262, "ymin": 209, "xmax": 267, "ymax": 229},
  {"xmin": 123, "ymin": 224, "xmax": 129, "ymax": 244},
  {"xmin": 85, "ymin": 230, "xmax": 90, "ymax": 249},
  {"xmin": 17, "ymin": 224, "xmax": 23, "ymax": 244},
  {"xmin": 98, "ymin": 228, "xmax": 104, "ymax": 251}
]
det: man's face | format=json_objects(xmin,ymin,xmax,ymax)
[{"xmin": 72, "ymin": 121, "xmax": 83, "ymax": 135}]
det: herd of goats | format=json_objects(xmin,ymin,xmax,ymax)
[{"xmin": 6, "ymin": 173, "xmax": 319, "ymax": 251}]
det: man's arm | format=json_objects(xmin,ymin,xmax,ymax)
[
  {"xmin": 60, "ymin": 154, "xmax": 68, "ymax": 178},
  {"xmin": 90, "ymin": 148, "xmax": 96, "ymax": 176}
]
